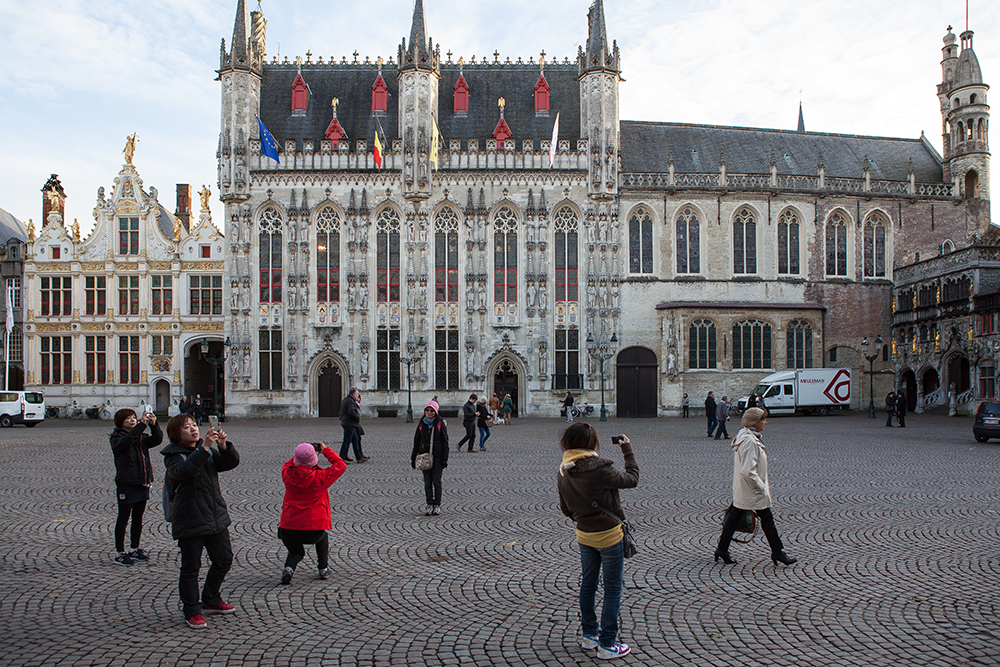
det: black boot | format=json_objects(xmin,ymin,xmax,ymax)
[
  {"xmin": 771, "ymin": 551, "xmax": 797, "ymax": 566},
  {"xmin": 713, "ymin": 549, "xmax": 737, "ymax": 564}
]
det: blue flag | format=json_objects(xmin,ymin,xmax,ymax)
[{"xmin": 257, "ymin": 116, "xmax": 280, "ymax": 163}]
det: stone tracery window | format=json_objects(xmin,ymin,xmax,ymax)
[
  {"xmin": 376, "ymin": 207, "xmax": 401, "ymax": 302},
  {"xmin": 688, "ymin": 318, "xmax": 717, "ymax": 369},
  {"xmin": 493, "ymin": 205, "xmax": 518, "ymax": 303},
  {"xmin": 863, "ymin": 212, "xmax": 887, "ymax": 278},
  {"xmin": 825, "ymin": 211, "xmax": 848, "ymax": 277},
  {"xmin": 733, "ymin": 319, "xmax": 772, "ymax": 370},
  {"xmin": 777, "ymin": 209, "xmax": 801, "ymax": 275},
  {"xmin": 553, "ymin": 205, "xmax": 579, "ymax": 301},
  {"xmin": 259, "ymin": 207, "xmax": 283, "ymax": 304},
  {"xmin": 316, "ymin": 206, "xmax": 341, "ymax": 303},
  {"xmin": 628, "ymin": 207, "xmax": 652, "ymax": 274},
  {"xmin": 786, "ymin": 320, "xmax": 813, "ymax": 369},
  {"xmin": 733, "ymin": 207, "xmax": 757, "ymax": 274},
  {"xmin": 435, "ymin": 206, "xmax": 459, "ymax": 303},
  {"xmin": 676, "ymin": 206, "xmax": 700, "ymax": 274}
]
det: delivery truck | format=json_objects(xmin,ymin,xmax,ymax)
[{"xmin": 736, "ymin": 369, "xmax": 852, "ymax": 416}]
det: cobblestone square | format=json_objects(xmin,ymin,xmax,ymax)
[{"xmin": 0, "ymin": 411, "xmax": 997, "ymax": 666}]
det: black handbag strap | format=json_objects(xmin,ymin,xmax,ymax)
[{"xmin": 562, "ymin": 471, "xmax": 624, "ymax": 527}]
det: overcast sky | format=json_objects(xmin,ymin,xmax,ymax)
[{"xmin": 0, "ymin": 0, "xmax": 995, "ymax": 234}]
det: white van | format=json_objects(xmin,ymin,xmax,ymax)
[{"xmin": 0, "ymin": 391, "xmax": 46, "ymax": 427}]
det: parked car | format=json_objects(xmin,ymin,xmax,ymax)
[
  {"xmin": 0, "ymin": 391, "xmax": 46, "ymax": 427},
  {"xmin": 973, "ymin": 401, "xmax": 1000, "ymax": 442}
]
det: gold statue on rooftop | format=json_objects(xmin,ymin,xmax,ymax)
[
  {"xmin": 123, "ymin": 133, "xmax": 138, "ymax": 165},
  {"xmin": 45, "ymin": 189, "xmax": 61, "ymax": 213},
  {"xmin": 199, "ymin": 185, "xmax": 211, "ymax": 211},
  {"xmin": 498, "ymin": 97, "xmax": 505, "ymax": 115},
  {"xmin": 27, "ymin": 219, "xmax": 35, "ymax": 243},
  {"xmin": 71, "ymin": 218, "xmax": 80, "ymax": 242}
]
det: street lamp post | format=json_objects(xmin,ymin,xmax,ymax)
[
  {"xmin": 395, "ymin": 337, "xmax": 427, "ymax": 423},
  {"xmin": 586, "ymin": 331, "xmax": 619, "ymax": 422},
  {"xmin": 862, "ymin": 335, "xmax": 883, "ymax": 418}
]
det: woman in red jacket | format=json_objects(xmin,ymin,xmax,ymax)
[{"xmin": 278, "ymin": 442, "xmax": 346, "ymax": 584}]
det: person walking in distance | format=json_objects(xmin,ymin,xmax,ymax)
[
  {"xmin": 562, "ymin": 391, "xmax": 575, "ymax": 423},
  {"xmin": 192, "ymin": 395, "xmax": 204, "ymax": 425},
  {"xmin": 109, "ymin": 407, "xmax": 163, "ymax": 565},
  {"xmin": 456, "ymin": 393, "xmax": 479, "ymax": 452},
  {"xmin": 885, "ymin": 391, "xmax": 896, "ymax": 427},
  {"xmin": 162, "ymin": 414, "xmax": 240, "ymax": 629},
  {"xmin": 278, "ymin": 442, "xmax": 346, "ymax": 584},
  {"xmin": 339, "ymin": 387, "xmax": 367, "ymax": 463},
  {"xmin": 557, "ymin": 423, "xmax": 639, "ymax": 659},
  {"xmin": 179, "ymin": 395, "xmax": 189, "ymax": 416},
  {"xmin": 411, "ymin": 400, "xmax": 450, "ymax": 515},
  {"xmin": 502, "ymin": 393, "xmax": 514, "ymax": 424},
  {"xmin": 714, "ymin": 408, "xmax": 797, "ymax": 567},
  {"xmin": 895, "ymin": 390, "xmax": 907, "ymax": 427},
  {"xmin": 714, "ymin": 396, "xmax": 731, "ymax": 440},
  {"xmin": 682, "ymin": 393, "xmax": 690, "ymax": 418},
  {"xmin": 705, "ymin": 392, "xmax": 718, "ymax": 437},
  {"xmin": 476, "ymin": 397, "xmax": 492, "ymax": 451},
  {"xmin": 489, "ymin": 392, "xmax": 501, "ymax": 423}
]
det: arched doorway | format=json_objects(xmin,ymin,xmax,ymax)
[
  {"xmin": 900, "ymin": 369, "xmax": 917, "ymax": 412},
  {"xmin": 922, "ymin": 368, "xmax": 940, "ymax": 397},
  {"xmin": 947, "ymin": 354, "xmax": 971, "ymax": 394},
  {"xmin": 317, "ymin": 361, "xmax": 343, "ymax": 418},
  {"xmin": 493, "ymin": 359, "xmax": 519, "ymax": 417},
  {"xmin": 616, "ymin": 346, "xmax": 657, "ymax": 418},
  {"xmin": 185, "ymin": 339, "xmax": 225, "ymax": 417},
  {"xmin": 155, "ymin": 379, "xmax": 170, "ymax": 412}
]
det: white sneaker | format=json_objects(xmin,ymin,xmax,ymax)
[
  {"xmin": 580, "ymin": 635, "xmax": 599, "ymax": 649},
  {"xmin": 596, "ymin": 642, "xmax": 631, "ymax": 659}
]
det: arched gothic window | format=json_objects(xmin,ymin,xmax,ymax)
[
  {"xmin": 376, "ymin": 208, "xmax": 401, "ymax": 302},
  {"xmin": 733, "ymin": 319, "xmax": 772, "ymax": 370},
  {"xmin": 786, "ymin": 320, "xmax": 813, "ymax": 369},
  {"xmin": 628, "ymin": 207, "xmax": 652, "ymax": 274},
  {"xmin": 777, "ymin": 209, "xmax": 800, "ymax": 274},
  {"xmin": 825, "ymin": 211, "xmax": 848, "ymax": 276},
  {"xmin": 258, "ymin": 207, "xmax": 282, "ymax": 304},
  {"xmin": 733, "ymin": 207, "xmax": 757, "ymax": 274},
  {"xmin": 315, "ymin": 206, "xmax": 341, "ymax": 303},
  {"xmin": 435, "ymin": 207, "xmax": 459, "ymax": 303},
  {"xmin": 493, "ymin": 205, "xmax": 518, "ymax": 303},
  {"xmin": 688, "ymin": 319, "xmax": 717, "ymax": 369},
  {"xmin": 553, "ymin": 205, "xmax": 579, "ymax": 301},
  {"xmin": 676, "ymin": 207, "xmax": 700, "ymax": 274},
  {"xmin": 863, "ymin": 212, "xmax": 887, "ymax": 278}
]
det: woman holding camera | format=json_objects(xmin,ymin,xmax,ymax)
[
  {"xmin": 557, "ymin": 423, "xmax": 639, "ymax": 660},
  {"xmin": 109, "ymin": 407, "xmax": 163, "ymax": 565},
  {"xmin": 278, "ymin": 442, "xmax": 347, "ymax": 584},
  {"xmin": 714, "ymin": 407, "xmax": 797, "ymax": 567}
]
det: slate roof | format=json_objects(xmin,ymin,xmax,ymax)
[
  {"xmin": 620, "ymin": 121, "xmax": 944, "ymax": 183},
  {"xmin": 258, "ymin": 63, "xmax": 578, "ymax": 152},
  {"xmin": 0, "ymin": 207, "xmax": 27, "ymax": 243}
]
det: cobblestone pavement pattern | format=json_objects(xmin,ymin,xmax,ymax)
[{"xmin": 1, "ymin": 412, "xmax": 998, "ymax": 666}]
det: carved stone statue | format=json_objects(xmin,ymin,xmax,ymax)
[
  {"xmin": 199, "ymin": 185, "xmax": 212, "ymax": 211},
  {"xmin": 123, "ymin": 133, "xmax": 138, "ymax": 165},
  {"xmin": 241, "ymin": 286, "xmax": 250, "ymax": 309},
  {"xmin": 230, "ymin": 349, "xmax": 239, "ymax": 377},
  {"xmin": 288, "ymin": 285, "xmax": 297, "ymax": 310},
  {"xmin": 538, "ymin": 285, "xmax": 548, "ymax": 308},
  {"xmin": 599, "ymin": 284, "xmax": 608, "ymax": 309},
  {"xmin": 243, "ymin": 348, "xmax": 251, "ymax": 374},
  {"xmin": 587, "ymin": 284, "xmax": 597, "ymax": 309},
  {"xmin": 477, "ymin": 283, "xmax": 486, "ymax": 308},
  {"xmin": 96, "ymin": 186, "xmax": 105, "ymax": 207},
  {"xmin": 466, "ymin": 284, "xmax": 475, "ymax": 310},
  {"xmin": 287, "ymin": 348, "xmax": 297, "ymax": 379},
  {"xmin": 420, "ymin": 286, "xmax": 427, "ymax": 310},
  {"xmin": 667, "ymin": 350, "xmax": 677, "ymax": 377},
  {"xmin": 361, "ymin": 349, "xmax": 370, "ymax": 375},
  {"xmin": 667, "ymin": 313, "xmax": 677, "ymax": 347},
  {"xmin": 526, "ymin": 284, "xmax": 537, "ymax": 307}
]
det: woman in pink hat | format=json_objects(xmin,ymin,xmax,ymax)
[
  {"xmin": 278, "ymin": 442, "xmax": 346, "ymax": 584},
  {"xmin": 410, "ymin": 399, "xmax": 450, "ymax": 515}
]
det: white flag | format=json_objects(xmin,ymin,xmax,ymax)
[
  {"xmin": 5, "ymin": 285, "xmax": 12, "ymax": 334},
  {"xmin": 548, "ymin": 112, "xmax": 560, "ymax": 169}
]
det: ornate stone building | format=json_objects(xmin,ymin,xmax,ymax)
[
  {"xmin": 0, "ymin": 205, "xmax": 28, "ymax": 390},
  {"xmin": 21, "ymin": 158, "xmax": 226, "ymax": 414},
  {"xmin": 217, "ymin": 0, "xmax": 991, "ymax": 418}
]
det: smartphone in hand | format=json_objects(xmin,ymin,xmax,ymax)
[
  {"xmin": 611, "ymin": 435, "xmax": 623, "ymax": 445},
  {"xmin": 209, "ymin": 415, "xmax": 219, "ymax": 430}
]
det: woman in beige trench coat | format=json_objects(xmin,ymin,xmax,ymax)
[{"xmin": 714, "ymin": 408, "xmax": 798, "ymax": 567}]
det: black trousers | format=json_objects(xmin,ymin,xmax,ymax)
[
  {"xmin": 456, "ymin": 421, "xmax": 476, "ymax": 450},
  {"xmin": 422, "ymin": 466, "xmax": 443, "ymax": 505},
  {"xmin": 177, "ymin": 528, "xmax": 233, "ymax": 619},
  {"xmin": 714, "ymin": 420, "xmax": 729, "ymax": 439},
  {"xmin": 717, "ymin": 505, "xmax": 785, "ymax": 555},
  {"xmin": 114, "ymin": 500, "xmax": 147, "ymax": 553},
  {"xmin": 279, "ymin": 529, "xmax": 329, "ymax": 570}
]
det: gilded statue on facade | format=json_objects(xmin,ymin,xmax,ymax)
[
  {"xmin": 27, "ymin": 219, "xmax": 35, "ymax": 242},
  {"xmin": 173, "ymin": 216, "xmax": 182, "ymax": 242},
  {"xmin": 46, "ymin": 189, "xmax": 61, "ymax": 213},
  {"xmin": 199, "ymin": 185, "xmax": 211, "ymax": 211},
  {"xmin": 71, "ymin": 218, "xmax": 80, "ymax": 242},
  {"xmin": 123, "ymin": 133, "xmax": 138, "ymax": 165}
]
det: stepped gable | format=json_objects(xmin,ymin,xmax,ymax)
[{"xmin": 620, "ymin": 121, "xmax": 945, "ymax": 182}]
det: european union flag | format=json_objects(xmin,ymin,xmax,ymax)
[{"xmin": 257, "ymin": 116, "xmax": 280, "ymax": 164}]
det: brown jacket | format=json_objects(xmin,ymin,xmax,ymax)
[{"xmin": 557, "ymin": 443, "xmax": 639, "ymax": 533}]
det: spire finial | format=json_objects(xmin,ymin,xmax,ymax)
[
  {"xmin": 458, "ymin": 56, "xmax": 464, "ymax": 73},
  {"xmin": 498, "ymin": 97, "xmax": 505, "ymax": 116},
  {"xmin": 331, "ymin": 97, "xmax": 339, "ymax": 115},
  {"xmin": 295, "ymin": 55, "xmax": 302, "ymax": 72},
  {"xmin": 377, "ymin": 55, "xmax": 383, "ymax": 72},
  {"xmin": 540, "ymin": 51, "xmax": 545, "ymax": 71}
]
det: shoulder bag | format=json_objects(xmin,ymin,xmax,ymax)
[{"xmin": 414, "ymin": 422, "xmax": 441, "ymax": 471}]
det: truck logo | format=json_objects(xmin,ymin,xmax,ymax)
[{"xmin": 823, "ymin": 369, "xmax": 851, "ymax": 403}]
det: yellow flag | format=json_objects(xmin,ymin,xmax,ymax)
[{"xmin": 430, "ymin": 116, "xmax": 439, "ymax": 170}]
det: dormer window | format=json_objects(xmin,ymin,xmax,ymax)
[
  {"xmin": 372, "ymin": 74, "xmax": 388, "ymax": 116},
  {"xmin": 492, "ymin": 119, "xmax": 512, "ymax": 150},
  {"xmin": 51, "ymin": 246, "xmax": 60, "ymax": 259},
  {"xmin": 291, "ymin": 73, "xmax": 308, "ymax": 116},
  {"xmin": 534, "ymin": 73, "xmax": 550, "ymax": 116},
  {"xmin": 325, "ymin": 98, "xmax": 348, "ymax": 150},
  {"xmin": 454, "ymin": 74, "xmax": 469, "ymax": 116}
]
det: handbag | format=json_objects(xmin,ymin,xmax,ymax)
[
  {"xmin": 415, "ymin": 451, "xmax": 433, "ymax": 471},
  {"xmin": 563, "ymin": 475, "xmax": 638, "ymax": 558},
  {"xmin": 722, "ymin": 506, "xmax": 759, "ymax": 544}
]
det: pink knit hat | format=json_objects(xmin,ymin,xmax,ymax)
[
  {"xmin": 293, "ymin": 442, "xmax": 318, "ymax": 467},
  {"xmin": 424, "ymin": 399, "xmax": 440, "ymax": 415}
]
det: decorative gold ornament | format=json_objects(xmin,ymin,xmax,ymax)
[
  {"xmin": 199, "ymin": 185, "xmax": 211, "ymax": 211},
  {"xmin": 71, "ymin": 218, "xmax": 80, "ymax": 242},
  {"xmin": 46, "ymin": 189, "xmax": 61, "ymax": 212},
  {"xmin": 27, "ymin": 219, "xmax": 35, "ymax": 242},
  {"xmin": 123, "ymin": 133, "xmax": 138, "ymax": 165},
  {"xmin": 498, "ymin": 97, "xmax": 505, "ymax": 114}
]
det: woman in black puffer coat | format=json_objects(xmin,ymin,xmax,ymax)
[{"xmin": 109, "ymin": 407, "xmax": 163, "ymax": 565}]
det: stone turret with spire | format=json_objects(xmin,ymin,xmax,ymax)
[
  {"xmin": 578, "ymin": 0, "xmax": 621, "ymax": 201},
  {"xmin": 398, "ymin": 0, "xmax": 440, "ymax": 201},
  {"xmin": 938, "ymin": 24, "xmax": 990, "ymax": 200}
]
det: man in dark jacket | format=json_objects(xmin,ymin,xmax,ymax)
[
  {"xmin": 705, "ymin": 392, "xmax": 718, "ymax": 437},
  {"xmin": 339, "ymin": 387, "xmax": 367, "ymax": 462},
  {"xmin": 885, "ymin": 391, "xmax": 896, "ymax": 427},
  {"xmin": 455, "ymin": 393, "xmax": 479, "ymax": 452},
  {"xmin": 162, "ymin": 414, "xmax": 240, "ymax": 629},
  {"xmin": 895, "ymin": 390, "xmax": 907, "ymax": 427},
  {"xmin": 562, "ymin": 391, "xmax": 575, "ymax": 423}
]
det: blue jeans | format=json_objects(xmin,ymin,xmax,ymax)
[
  {"xmin": 578, "ymin": 538, "xmax": 624, "ymax": 649},
  {"xmin": 707, "ymin": 415, "xmax": 718, "ymax": 435},
  {"xmin": 478, "ymin": 425, "xmax": 491, "ymax": 449}
]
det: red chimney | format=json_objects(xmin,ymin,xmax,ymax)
[{"xmin": 175, "ymin": 184, "xmax": 193, "ymax": 231}]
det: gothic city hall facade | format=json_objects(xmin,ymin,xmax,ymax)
[{"xmin": 22, "ymin": 0, "xmax": 990, "ymax": 418}]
